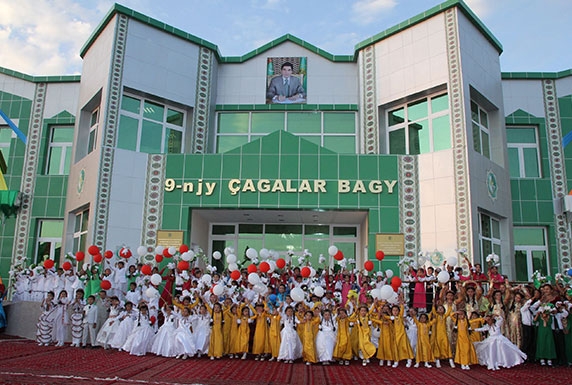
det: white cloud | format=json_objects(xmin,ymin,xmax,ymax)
[
  {"xmin": 351, "ymin": 0, "xmax": 397, "ymax": 25},
  {"xmin": 0, "ymin": 0, "xmax": 103, "ymax": 75},
  {"xmin": 463, "ymin": 0, "xmax": 493, "ymax": 18}
]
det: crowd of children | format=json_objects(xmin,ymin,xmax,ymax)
[{"xmin": 13, "ymin": 251, "xmax": 572, "ymax": 370}]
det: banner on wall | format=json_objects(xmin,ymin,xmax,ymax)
[{"xmin": 266, "ymin": 57, "xmax": 307, "ymax": 104}]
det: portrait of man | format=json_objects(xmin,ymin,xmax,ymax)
[{"xmin": 266, "ymin": 57, "xmax": 306, "ymax": 104}]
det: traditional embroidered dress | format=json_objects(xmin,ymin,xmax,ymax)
[
  {"xmin": 96, "ymin": 305, "xmax": 121, "ymax": 348},
  {"xmin": 277, "ymin": 314, "xmax": 302, "ymax": 361},
  {"xmin": 36, "ymin": 299, "xmax": 57, "ymax": 345},
  {"xmin": 451, "ymin": 314, "xmax": 478, "ymax": 366},
  {"xmin": 316, "ymin": 316, "xmax": 337, "ymax": 363},
  {"xmin": 150, "ymin": 311, "xmax": 178, "ymax": 357}
]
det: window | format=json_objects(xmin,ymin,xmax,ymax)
[
  {"xmin": 46, "ymin": 126, "xmax": 74, "ymax": 175},
  {"xmin": 507, "ymin": 126, "xmax": 541, "ymax": 178},
  {"xmin": 73, "ymin": 209, "xmax": 89, "ymax": 252},
  {"xmin": 0, "ymin": 125, "xmax": 12, "ymax": 167},
  {"xmin": 479, "ymin": 213, "xmax": 501, "ymax": 271},
  {"xmin": 471, "ymin": 101, "xmax": 490, "ymax": 158},
  {"xmin": 514, "ymin": 227, "xmax": 549, "ymax": 282},
  {"xmin": 87, "ymin": 108, "xmax": 99, "ymax": 154},
  {"xmin": 35, "ymin": 220, "xmax": 63, "ymax": 265},
  {"xmin": 386, "ymin": 93, "xmax": 450, "ymax": 155},
  {"xmin": 117, "ymin": 94, "xmax": 184, "ymax": 154},
  {"xmin": 216, "ymin": 111, "xmax": 356, "ymax": 153}
]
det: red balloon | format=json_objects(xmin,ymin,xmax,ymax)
[
  {"xmin": 230, "ymin": 270, "xmax": 241, "ymax": 280},
  {"xmin": 62, "ymin": 261, "xmax": 72, "ymax": 271},
  {"xmin": 301, "ymin": 267, "xmax": 311, "ymax": 278},
  {"xmin": 88, "ymin": 245, "xmax": 100, "ymax": 256},
  {"xmin": 163, "ymin": 248, "xmax": 172, "ymax": 257},
  {"xmin": 276, "ymin": 258, "xmax": 286, "ymax": 269},
  {"xmin": 177, "ymin": 260, "xmax": 189, "ymax": 271},
  {"xmin": 375, "ymin": 250, "xmax": 385, "ymax": 261},
  {"xmin": 93, "ymin": 254, "xmax": 103, "ymax": 263},
  {"xmin": 247, "ymin": 264, "xmax": 258, "ymax": 274},
  {"xmin": 104, "ymin": 250, "xmax": 114, "ymax": 259},
  {"xmin": 259, "ymin": 261, "xmax": 270, "ymax": 273},
  {"xmin": 391, "ymin": 276, "xmax": 402, "ymax": 288},
  {"xmin": 141, "ymin": 265, "xmax": 152, "ymax": 276},
  {"xmin": 100, "ymin": 280, "xmax": 112, "ymax": 290},
  {"xmin": 150, "ymin": 315, "xmax": 156, "ymax": 325},
  {"xmin": 43, "ymin": 259, "xmax": 54, "ymax": 269},
  {"xmin": 179, "ymin": 244, "xmax": 189, "ymax": 253},
  {"xmin": 155, "ymin": 254, "xmax": 164, "ymax": 263},
  {"xmin": 334, "ymin": 251, "xmax": 344, "ymax": 261},
  {"xmin": 364, "ymin": 261, "xmax": 374, "ymax": 271},
  {"xmin": 75, "ymin": 251, "xmax": 85, "ymax": 262}
]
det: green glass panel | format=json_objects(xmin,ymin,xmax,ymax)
[
  {"xmin": 523, "ymin": 148, "xmax": 540, "ymax": 177},
  {"xmin": 304, "ymin": 225, "xmax": 329, "ymax": 237},
  {"xmin": 167, "ymin": 109, "xmax": 184, "ymax": 126},
  {"xmin": 333, "ymin": 227, "xmax": 357, "ymax": 237},
  {"xmin": 514, "ymin": 228, "xmax": 545, "ymax": 246},
  {"xmin": 88, "ymin": 129, "xmax": 96, "ymax": 153},
  {"xmin": 164, "ymin": 128, "xmax": 182, "ymax": 153},
  {"xmin": 471, "ymin": 101, "xmax": 479, "ymax": 122},
  {"xmin": 389, "ymin": 128, "xmax": 405, "ymax": 154},
  {"xmin": 388, "ymin": 108, "xmax": 405, "ymax": 126},
  {"xmin": 81, "ymin": 211, "xmax": 89, "ymax": 232},
  {"xmin": 287, "ymin": 112, "xmax": 320, "ymax": 133},
  {"xmin": 514, "ymin": 250, "xmax": 528, "ymax": 282},
  {"xmin": 491, "ymin": 219, "xmax": 500, "ymax": 239},
  {"xmin": 90, "ymin": 110, "xmax": 99, "ymax": 127},
  {"xmin": 480, "ymin": 109, "xmax": 488, "ymax": 128},
  {"xmin": 506, "ymin": 127, "xmax": 536, "ymax": 144},
  {"xmin": 218, "ymin": 113, "xmax": 249, "ymax": 134},
  {"xmin": 481, "ymin": 131, "xmax": 490, "ymax": 158},
  {"xmin": 52, "ymin": 127, "xmax": 74, "ymax": 142},
  {"xmin": 47, "ymin": 147, "xmax": 62, "ymax": 175},
  {"xmin": 217, "ymin": 136, "xmax": 248, "ymax": 153},
  {"xmin": 508, "ymin": 147, "xmax": 520, "ymax": 178},
  {"xmin": 40, "ymin": 220, "xmax": 64, "ymax": 237},
  {"xmin": 140, "ymin": 120, "xmax": 163, "ymax": 153},
  {"xmin": 431, "ymin": 93, "xmax": 449, "ymax": 113},
  {"xmin": 264, "ymin": 225, "xmax": 302, "ymax": 253},
  {"xmin": 143, "ymin": 100, "xmax": 164, "ymax": 121},
  {"xmin": 0, "ymin": 128, "xmax": 12, "ymax": 143},
  {"xmin": 480, "ymin": 214, "xmax": 491, "ymax": 237},
  {"xmin": 299, "ymin": 136, "xmax": 321, "ymax": 146},
  {"xmin": 63, "ymin": 146, "xmax": 72, "ymax": 175},
  {"xmin": 121, "ymin": 95, "xmax": 140, "ymax": 114},
  {"xmin": 532, "ymin": 250, "xmax": 548, "ymax": 276},
  {"xmin": 237, "ymin": 239, "xmax": 264, "ymax": 261},
  {"xmin": 335, "ymin": 242, "xmax": 356, "ymax": 261},
  {"xmin": 117, "ymin": 115, "xmax": 139, "ymax": 151},
  {"xmin": 408, "ymin": 120, "xmax": 428, "ymax": 155},
  {"xmin": 472, "ymin": 123, "xmax": 481, "ymax": 153},
  {"xmin": 239, "ymin": 224, "xmax": 263, "ymax": 235},
  {"xmin": 493, "ymin": 243, "xmax": 501, "ymax": 257},
  {"xmin": 212, "ymin": 225, "xmax": 236, "ymax": 235},
  {"xmin": 323, "ymin": 136, "xmax": 355, "ymax": 154},
  {"xmin": 481, "ymin": 239, "xmax": 492, "ymax": 258},
  {"xmin": 324, "ymin": 113, "xmax": 355, "ymax": 133},
  {"xmin": 251, "ymin": 113, "xmax": 284, "ymax": 133},
  {"xmin": 407, "ymin": 99, "xmax": 428, "ymax": 121},
  {"xmin": 302, "ymin": 238, "xmax": 329, "ymax": 266},
  {"xmin": 432, "ymin": 115, "xmax": 451, "ymax": 151}
]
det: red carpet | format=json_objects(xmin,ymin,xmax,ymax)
[{"xmin": 0, "ymin": 336, "xmax": 570, "ymax": 385}]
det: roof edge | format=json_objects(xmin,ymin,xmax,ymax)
[
  {"xmin": 501, "ymin": 69, "xmax": 572, "ymax": 80},
  {"xmin": 0, "ymin": 66, "xmax": 80, "ymax": 83}
]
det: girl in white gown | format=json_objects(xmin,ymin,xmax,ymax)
[
  {"xmin": 316, "ymin": 309, "xmax": 337, "ymax": 364},
  {"xmin": 122, "ymin": 304, "xmax": 155, "ymax": 356},
  {"xmin": 53, "ymin": 290, "xmax": 70, "ymax": 347},
  {"xmin": 96, "ymin": 296, "xmax": 121, "ymax": 349},
  {"xmin": 110, "ymin": 302, "xmax": 138, "ymax": 349},
  {"xmin": 277, "ymin": 306, "xmax": 303, "ymax": 363},
  {"xmin": 173, "ymin": 307, "xmax": 197, "ymax": 359},
  {"xmin": 193, "ymin": 305, "xmax": 211, "ymax": 356},
  {"xmin": 150, "ymin": 305, "xmax": 179, "ymax": 357},
  {"xmin": 473, "ymin": 315, "xmax": 526, "ymax": 370}
]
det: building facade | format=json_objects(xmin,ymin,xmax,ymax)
[{"xmin": 1, "ymin": 0, "xmax": 571, "ymax": 285}]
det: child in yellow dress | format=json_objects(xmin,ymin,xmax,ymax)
[
  {"xmin": 268, "ymin": 307, "xmax": 282, "ymax": 361},
  {"xmin": 390, "ymin": 304, "xmax": 414, "ymax": 367},
  {"xmin": 414, "ymin": 312, "xmax": 436, "ymax": 367},
  {"xmin": 250, "ymin": 302, "xmax": 271, "ymax": 360},
  {"xmin": 236, "ymin": 305, "xmax": 254, "ymax": 360},
  {"xmin": 372, "ymin": 303, "xmax": 397, "ymax": 367},
  {"xmin": 352, "ymin": 305, "xmax": 377, "ymax": 366},
  {"xmin": 333, "ymin": 307, "xmax": 353, "ymax": 365},
  {"xmin": 431, "ymin": 304, "xmax": 455, "ymax": 368},
  {"xmin": 468, "ymin": 312, "xmax": 484, "ymax": 344},
  {"xmin": 205, "ymin": 301, "xmax": 224, "ymax": 360},
  {"xmin": 451, "ymin": 310, "xmax": 478, "ymax": 370},
  {"xmin": 299, "ymin": 310, "xmax": 321, "ymax": 365}
]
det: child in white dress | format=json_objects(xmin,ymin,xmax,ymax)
[
  {"xmin": 54, "ymin": 290, "xmax": 70, "ymax": 346},
  {"xmin": 36, "ymin": 291, "xmax": 56, "ymax": 346},
  {"xmin": 110, "ymin": 302, "xmax": 138, "ymax": 349},
  {"xmin": 193, "ymin": 304, "xmax": 211, "ymax": 357},
  {"xmin": 174, "ymin": 307, "xmax": 197, "ymax": 359},
  {"xmin": 122, "ymin": 304, "xmax": 155, "ymax": 356},
  {"xmin": 316, "ymin": 309, "xmax": 337, "ymax": 364},
  {"xmin": 96, "ymin": 296, "xmax": 121, "ymax": 349},
  {"xmin": 150, "ymin": 304, "xmax": 178, "ymax": 357},
  {"xmin": 277, "ymin": 306, "xmax": 303, "ymax": 363}
]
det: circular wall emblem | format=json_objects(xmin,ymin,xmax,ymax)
[
  {"xmin": 77, "ymin": 169, "xmax": 86, "ymax": 194},
  {"xmin": 486, "ymin": 170, "xmax": 498, "ymax": 200}
]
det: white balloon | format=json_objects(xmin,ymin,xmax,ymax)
[
  {"xmin": 328, "ymin": 245, "xmax": 338, "ymax": 257},
  {"xmin": 82, "ymin": 263, "xmax": 89, "ymax": 271},
  {"xmin": 388, "ymin": 292, "xmax": 399, "ymax": 304},
  {"xmin": 181, "ymin": 252, "xmax": 192, "ymax": 262},
  {"xmin": 187, "ymin": 250, "xmax": 196, "ymax": 260},
  {"xmin": 248, "ymin": 272, "xmax": 260, "ymax": 285},
  {"xmin": 226, "ymin": 254, "xmax": 237, "ymax": 264},
  {"xmin": 224, "ymin": 247, "xmax": 232, "ymax": 256},
  {"xmin": 446, "ymin": 256, "xmax": 458, "ymax": 267},
  {"xmin": 290, "ymin": 287, "xmax": 305, "ymax": 303},
  {"xmin": 202, "ymin": 274, "xmax": 212, "ymax": 284},
  {"xmin": 385, "ymin": 269, "xmax": 394, "ymax": 279},
  {"xmin": 145, "ymin": 287, "xmax": 159, "ymax": 299},
  {"xmin": 259, "ymin": 248, "xmax": 270, "ymax": 260},
  {"xmin": 155, "ymin": 246, "xmax": 165, "ymax": 255},
  {"xmin": 246, "ymin": 248, "xmax": 258, "ymax": 260},
  {"xmin": 310, "ymin": 267, "xmax": 316, "ymax": 278},
  {"xmin": 168, "ymin": 246, "xmax": 177, "ymax": 256},
  {"xmin": 270, "ymin": 250, "xmax": 279, "ymax": 261},
  {"xmin": 268, "ymin": 260, "xmax": 276, "ymax": 273},
  {"xmin": 137, "ymin": 246, "xmax": 147, "ymax": 257},
  {"xmin": 254, "ymin": 283, "xmax": 267, "ymax": 294},
  {"xmin": 228, "ymin": 263, "xmax": 239, "ymax": 272},
  {"xmin": 380, "ymin": 285, "xmax": 394, "ymax": 300},
  {"xmin": 314, "ymin": 286, "xmax": 325, "ymax": 297},
  {"xmin": 182, "ymin": 290, "xmax": 190, "ymax": 297},
  {"xmin": 437, "ymin": 270, "xmax": 450, "ymax": 284},
  {"xmin": 150, "ymin": 273, "xmax": 162, "ymax": 286},
  {"xmin": 212, "ymin": 284, "xmax": 224, "ymax": 296},
  {"xmin": 370, "ymin": 288, "xmax": 382, "ymax": 300},
  {"xmin": 213, "ymin": 251, "xmax": 222, "ymax": 260}
]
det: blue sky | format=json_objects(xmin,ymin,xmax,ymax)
[{"xmin": 0, "ymin": 0, "xmax": 570, "ymax": 76}]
